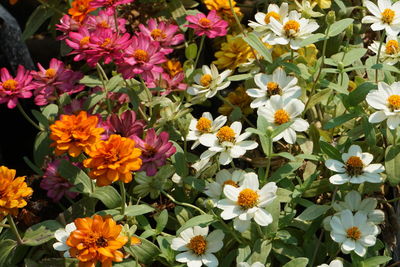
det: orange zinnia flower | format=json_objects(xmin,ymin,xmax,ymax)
[
  {"xmin": 66, "ymin": 215, "xmax": 128, "ymax": 267},
  {"xmin": 50, "ymin": 111, "xmax": 104, "ymax": 157},
  {"xmin": 69, "ymin": 0, "xmax": 96, "ymax": 23},
  {"xmin": 0, "ymin": 166, "xmax": 33, "ymax": 219},
  {"xmin": 83, "ymin": 134, "xmax": 142, "ymax": 186}
]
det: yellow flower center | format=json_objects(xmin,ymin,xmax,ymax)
[
  {"xmin": 133, "ymin": 49, "xmax": 149, "ymax": 62},
  {"xmin": 217, "ymin": 126, "xmax": 236, "ymax": 143},
  {"xmin": 2, "ymin": 79, "xmax": 18, "ymax": 91},
  {"xmin": 187, "ymin": 235, "xmax": 207, "ymax": 255},
  {"xmin": 45, "ymin": 68, "xmax": 57, "ymax": 78},
  {"xmin": 237, "ymin": 188, "xmax": 259, "ymax": 209},
  {"xmin": 200, "ymin": 74, "xmax": 213, "ymax": 87},
  {"xmin": 381, "ymin": 8, "xmax": 395, "ymax": 24},
  {"xmin": 80, "ymin": 36, "xmax": 90, "ymax": 46},
  {"xmin": 151, "ymin": 29, "xmax": 167, "ymax": 40},
  {"xmin": 196, "ymin": 117, "xmax": 212, "ymax": 133},
  {"xmin": 223, "ymin": 179, "xmax": 238, "ymax": 187},
  {"xmin": 345, "ymin": 156, "xmax": 364, "ymax": 177},
  {"xmin": 388, "ymin": 94, "xmax": 400, "ymax": 110},
  {"xmin": 98, "ymin": 20, "xmax": 109, "ymax": 28},
  {"xmin": 283, "ymin": 20, "xmax": 300, "ymax": 36},
  {"xmin": 385, "ymin": 40, "xmax": 399, "ymax": 54},
  {"xmin": 264, "ymin": 11, "xmax": 280, "ymax": 24},
  {"xmin": 274, "ymin": 109, "xmax": 290, "ymax": 125},
  {"xmin": 199, "ymin": 18, "xmax": 212, "ymax": 27},
  {"xmin": 346, "ymin": 226, "xmax": 362, "ymax": 240},
  {"xmin": 101, "ymin": 38, "xmax": 111, "ymax": 48},
  {"xmin": 266, "ymin": 81, "xmax": 281, "ymax": 96}
]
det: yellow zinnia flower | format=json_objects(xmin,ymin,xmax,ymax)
[
  {"xmin": 213, "ymin": 35, "xmax": 253, "ymax": 70},
  {"xmin": 218, "ymin": 86, "xmax": 253, "ymax": 116},
  {"xmin": 203, "ymin": 0, "xmax": 242, "ymax": 24}
]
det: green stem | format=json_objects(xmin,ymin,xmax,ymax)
[
  {"xmin": 119, "ymin": 181, "xmax": 126, "ymax": 215},
  {"xmin": 212, "ymin": 211, "xmax": 247, "ymax": 245},
  {"xmin": 161, "ymin": 190, "xmax": 206, "ymax": 215},
  {"xmin": 290, "ymin": 49, "xmax": 294, "ymax": 63},
  {"xmin": 96, "ymin": 63, "xmax": 112, "ymax": 114},
  {"xmin": 194, "ymin": 35, "xmax": 206, "ymax": 68},
  {"xmin": 16, "ymin": 103, "xmax": 42, "ymax": 131},
  {"xmin": 7, "ymin": 215, "xmax": 23, "ymax": 245},
  {"xmin": 264, "ymin": 134, "xmax": 273, "ymax": 181},
  {"xmin": 375, "ymin": 32, "xmax": 386, "ymax": 84},
  {"xmin": 217, "ymin": 94, "xmax": 255, "ymax": 128},
  {"xmin": 0, "ymin": 223, "xmax": 10, "ymax": 228}
]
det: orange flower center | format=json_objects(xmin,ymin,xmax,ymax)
[
  {"xmin": 385, "ymin": 40, "xmax": 399, "ymax": 54},
  {"xmin": 264, "ymin": 11, "xmax": 280, "ymax": 24},
  {"xmin": 223, "ymin": 179, "xmax": 238, "ymax": 187},
  {"xmin": 45, "ymin": 68, "xmax": 57, "ymax": 78},
  {"xmin": 381, "ymin": 8, "xmax": 395, "ymax": 24},
  {"xmin": 267, "ymin": 81, "xmax": 281, "ymax": 96},
  {"xmin": 101, "ymin": 38, "xmax": 111, "ymax": 48},
  {"xmin": 345, "ymin": 156, "xmax": 364, "ymax": 177},
  {"xmin": 217, "ymin": 126, "xmax": 236, "ymax": 143},
  {"xmin": 187, "ymin": 235, "xmax": 207, "ymax": 255},
  {"xmin": 78, "ymin": 4, "xmax": 87, "ymax": 12},
  {"xmin": 151, "ymin": 29, "xmax": 167, "ymax": 40},
  {"xmin": 346, "ymin": 226, "xmax": 362, "ymax": 240},
  {"xmin": 274, "ymin": 109, "xmax": 290, "ymax": 125},
  {"xmin": 199, "ymin": 18, "xmax": 212, "ymax": 27},
  {"xmin": 2, "ymin": 79, "xmax": 18, "ymax": 91},
  {"xmin": 388, "ymin": 94, "xmax": 400, "ymax": 110},
  {"xmin": 200, "ymin": 74, "xmax": 213, "ymax": 87},
  {"xmin": 98, "ymin": 20, "xmax": 109, "ymax": 28},
  {"xmin": 196, "ymin": 117, "xmax": 212, "ymax": 133},
  {"xmin": 283, "ymin": 20, "xmax": 300, "ymax": 36},
  {"xmin": 80, "ymin": 36, "xmax": 90, "ymax": 46},
  {"xmin": 163, "ymin": 60, "xmax": 183, "ymax": 76},
  {"xmin": 237, "ymin": 188, "xmax": 259, "ymax": 209},
  {"xmin": 133, "ymin": 49, "xmax": 149, "ymax": 62}
]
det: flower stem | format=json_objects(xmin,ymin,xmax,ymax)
[
  {"xmin": 161, "ymin": 190, "xmax": 206, "ymax": 215},
  {"xmin": 375, "ymin": 32, "xmax": 386, "ymax": 84},
  {"xmin": 119, "ymin": 181, "xmax": 126, "ymax": 215},
  {"xmin": 7, "ymin": 215, "xmax": 23, "ymax": 245},
  {"xmin": 96, "ymin": 63, "xmax": 112, "ymax": 114},
  {"xmin": 194, "ymin": 35, "xmax": 206, "ymax": 68},
  {"xmin": 16, "ymin": 102, "xmax": 42, "ymax": 131},
  {"xmin": 0, "ymin": 223, "xmax": 10, "ymax": 228},
  {"xmin": 217, "ymin": 93, "xmax": 255, "ymax": 128}
]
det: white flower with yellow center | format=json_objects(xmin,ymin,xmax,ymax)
[
  {"xmin": 295, "ymin": 0, "xmax": 324, "ymax": 18},
  {"xmin": 317, "ymin": 259, "xmax": 344, "ymax": 267},
  {"xmin": 257, "ymin": 95, "xmax": 309, "ymax": 144},
  {"xmin": 369, "ymin": 35, "xmax": 400, "ymax": 65},
  {"xmin": 266, "ymin": 10, "xmax": 319, "ymax": 50},
  {"xmin": 325, "ymin": 145, "xmax": 384, "ymax": 185},
  {"xmin": 171, "ymin": 226, "xmax": 224, "ymax": 267},
  {"xmin": 53, "ymin": 222, "xmax": 76, "ymax": 257},
  {"xmin": 187, "ymin": 112, "xmax": 227, "ymax": 149},
  {"xmin": 246, "ymin": 68, "xmax": 301, "ymax": 108},
  {"xmin": 362, "ymin": 0, "xmax": 400, "ymax": 36},
  {"xmin": 217, "ymin": 173, "xmax": 277, "ymax": 232},
  {"xmin": 199, "ymin": 121, "xmax": 258, "ymax": 165},
  {"xmin": 366, "ymin": 81, "xmax": 400, "ymax": 129},
  {"xmin": 187, "ymin": 64, "xmax": 232, "ymax": 98},
  {"xmin": 205, "ymin": 169, "xmax": 246, "ymax": 205},
  {"xmin": 329, "ymin": 210, "xmax": 379, "ymax": 256}
]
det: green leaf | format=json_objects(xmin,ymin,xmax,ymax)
[
  {"xmin": 22, "ymin": 6, "xmax": 54, "ymax": 40},
  {"xmin": 228, "ymin": 73, "xmax": 253, "ymax": 81},
  {"xmin": 346, "ymin": 82, "xmax": 376, "ymax": 107},
  {"xmin": 328, "ymin": 18, "xmax": 354, "ymax": 37},
  {"xmin": 79, "ymin": 75, "xmax": 103, "ymax": 87},
  {"xmin": 296, "ymin": 204, "xmax": 331, "ymax": 220},
  {"xmin": 157, "ymin": 236, "xmax": 175, "ymax": 264},
  {"xmin": 83, "ymin": 91, "xmax": 107, "ymax": 110},
  {"xmin": 58, "ymin": 160, "xmax": 93, "ymax": 194},
  {"xmin": 320, "ymin": 141, "xmax": 341, "ymax": 161},
  {"xmin": 31, "ymin": 110, "xmax": 50, "ymax": 129},
  {"xmin": 243, "ymin": 32, "xmax": 272, "ymax": 63},
  {"xmin": 282, "ymin": 257, "xmax": 309, "ymax": 267},
  {"xmin": 342, "ymin": 48, "xmax": 367, "ymax": 66},
  {"xmin": 22, "ymin": 220, "xmax": 62, "ymax": 246},
  {"xmin": 305, "ymin": 88, "xmax": 331, "ymax": 111},
  {"xmin": 270, "ymin": 162, "xmax": 303, "ymax": 183},
  {"xmin": 90, "ymin": 186, "xmax": 122, "ymax": 209},
  {"xmin": 125, "ymin": 237, "xmax": 161, "ymax": 264},
  {"xmin": 361, "ymin": 256, "xmax": 391, "ymax": 267},
  {"xmin": 0, "ymin": 240, "xmax": 17, "ymax": 266},
  {"xmin": 271, "ymin": 121, "xmax": 294, "ymax": 138},
  {"xmin": 177, "ymin": 214, "xmax": 216, "ymax": 234},
  {"xmin": 185, "ymin": 43, "xmax": 197, "ymax": 60},
  {"xmin": 168, "ymin": 0, "xmax": 188, "ymax": 30},
  {"xmin": 323, "ymin": 113, "xmax": 358, "ymax": 130},
  {"xmin": 124, "ymin": 205, "xmax": 155, "ymax": 217},
  {"xmin": 385, "ymin": 145, "xmax": 400, "ymax": 185},
  {"xmin": 33, "ymin": 131, "xmax": 53, "ymax": 167},
  {"xmin": 299, "ymin": 33, "xmax": 326, "ymax": 47},
  {"xmin": 156, "ymin": 210, "xmax": 168, "ymax": 233}
]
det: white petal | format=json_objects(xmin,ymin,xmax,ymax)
[
  {"xmin": 342, "ymin": 239, "xmax": 356, "ymax": 251},
  {"xmin": 233, "ymin": 218, "xmax": 251, "ymax": 232},
  {"xmin": 354, "ymin": 242, "xmax": 367, "ymax": 256},
  {"xmin": 202, "ymin": 253, "xmax": 219, "ymax": 267},
  {"xmin": 219, "ymin": 151, "xmax": 232, "ymax": 165},
  {"xmin": 242, "ymin": 173, "xmax": 259, "ymax": 190},
  {"xmin": 369, "ymin": 111, "xmax": 387, "ymax": 123},
  {"xmin": 223, "ymin": 185, "xmax": 240, "ymax": 201},
  {"xmin": 193, "ymin": 226, "xmax": 209, "ymax": 236},
  {"xmin": 254, "ymin": 209, "xmax": 273, "ymax": 226},
  {"xmin": 329, "ymin": 173, "xmax": 350, "ymax": 185},
  {"xmin": 171, "ymin": 237, "xmax": 189, "ymax": 251},
  {"xmin": 206, "ymin": 230, "xmax": 224, "ymax": 253},
  {"xmin": 325, "ymin": 159, "xmax": 345, "ymax": 172}
]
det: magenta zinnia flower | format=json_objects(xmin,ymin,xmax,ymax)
[
  {"xmin": 32, "ymin": 58, "xmax": 84, "ymax": 106},
  {"xmin": 0, "ymin": 65, "xmax": 34, "ymax": 109},
  {"xmin": 65, "ymin": 27, "xmax": 92, "ymax": 63},
  {"xmin": 133, "ymin": 128, "xmax": 176, "ymax": 176},
  {"xmin": 116, "ymin": 33, "xmax": 167, "ymax": 82},
  {"xmin": 90, "ymin": 0, "xmax": 134, "ymax": 15},
  {"xmin": 84, "ymin": 10, "xmax": 127, "ymax": 33},
  {"xmin": 185, "ymin": 10, "xmax": 228, "ymax": 38},
  {"xmin": 101, "ymin": 110, "xmax": 146, "ymax": 139},
  {"xmin": 56, "ymin": 14, "xmax": 81, "ymax": 40},
  {"xmin": 139, "ymin": 18, "xmax": 184, "ymax": 54},
  {"xmin": 40, "ymin": 159, "xmax": 79, "ymax": 202},
  {"xmin": 148, "ymin": 71, "xmax": 187, "ymax": 95}
]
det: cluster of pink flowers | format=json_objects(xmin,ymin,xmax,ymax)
[{"xmin": 185, "ymin": 10, "xmax": 228, "ymax": 38}]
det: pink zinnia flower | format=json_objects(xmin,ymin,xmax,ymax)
[
  {"xmin": 63, "ymin": 98, "xmax": 86, "ymax": 115},
  {"xmin": 90, "ymin": 0, "xmax": 134, "ymax": 15},
  {"xmin": 185, "ymin": 10, "xmax": 228, "ymax": 38},
  {"xmin": 32, "ymin": 58, "xmax": 84, "ymax": 106},
  {"xmin": 133, "ymin": 129, "xmax": 176, "ymax": 176},
  {"xmin": 101, "ymin": 110, "xmax": 146, "ymax": 139},
  {"xmin": 116, "ymin": 33, "xmax": 167, "ymax": 82},
  {"xmin": 0, "ymin": 65, "xmax": 34, "ymax": 109},
  {"xmin": 40, "ymin": 159, "xmax": 79, "ymax": 202},
  {"xmin": 84, "ymin": 10, "xmax": 127, "ymax": 33},
  {"xmin": 56, "ymin": 14, "xmax": 81, "ymax": 40},
  {"xmin": 65, "ymin": 27, "xmax": 92, "ymax": 62},
  {"xmin": 148, "ymin": 72, "xmax": 187, "ymax": 95},
  {"xmin": 139, "ymin": 18, "xmax": 184, "ymax": 54}
]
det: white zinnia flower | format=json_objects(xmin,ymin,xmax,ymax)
[
  {"xmin": 366, "ymin": 81, "xmax": 400, "ymax": 129},
  {"xmin": 362, "ymin": 0, "xmax": 400, "ymax": 36},
  {"xmin": 369, "ymin": 35, "xmax": 400, "ymax": 65},
  {"xmin": 187, "ymin": 64, "xmax": 232, "ymax": 98},
  {"xmin": 317, "ymin": 259, "xmax": 344, "ymax": 267},
  {"xmin": 329, "ymin": 210, "xmax": 379, "ymax": 256},
  {"xmin": 171, "ymin": 226, "xmax": 224, "ymax": 267},
  {"xmin": 217, "ymin": 173, "xmax": 277, "ymax": 232},
  {"xmin": 257, "ymin": 95, "xmax": 309, "ymax": 144},
  {"xmin": 325, "ymin": 145, "xmax": 384, "ymax": 184},
  {"xmin": 187, "ymin": 112, "xmax": 227, "ymax": 149},
  {"xmin": 246, "ymin": 68, "xmax": 301, "ymax": 108},
  {"xmin": 266, "ymin": 10, "xmax": 319, "ymax": 49},
  {"xmin": 199, "ymin": 121, "xmax": 258, "ymax": 165},
  {"xmin": 53, "ymin": 222, "xmax": 76, "ymax": 257},
  {"xmin": 205, "ymin": 169, "xmax": 246, "ymax": 205},
  {"xmin": 295, "ymin": 0, "xmax": 324, "ymax": 18},
  {"xmin": 237, "ymin": 262, "xmax": 265, "ymax": 267}
]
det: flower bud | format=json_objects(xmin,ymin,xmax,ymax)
[
  {"xmin": 345, "ymin": 24, "xmax": 353, "ymax": 39},
  {"xmin": 326, "ymin": 11, "xmax": 336, "ymax": 25}
]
